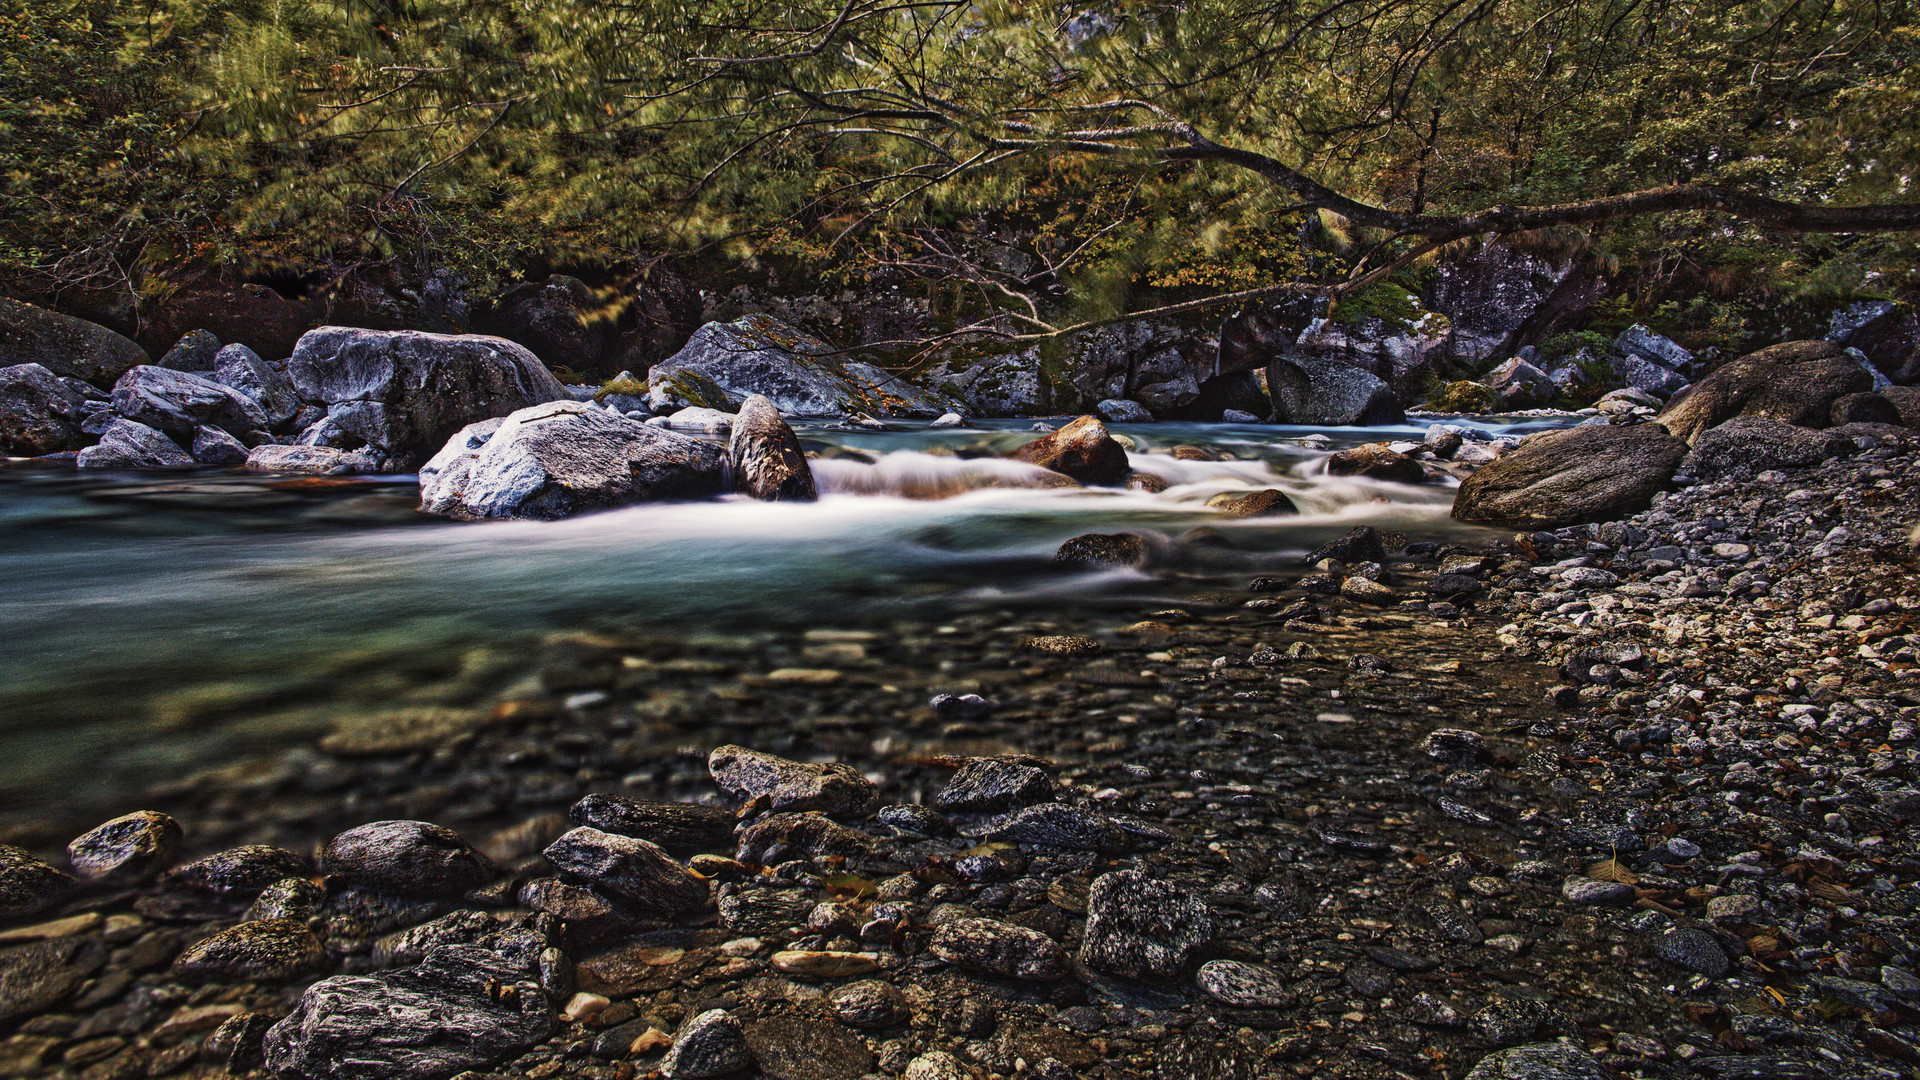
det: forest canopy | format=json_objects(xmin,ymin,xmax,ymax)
[{"xmin": 3, "ymin": 0, "xmax": 1917, "ymax": 347}]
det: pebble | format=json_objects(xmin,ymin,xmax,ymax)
[
  {"xmin": 1464, "ymin": 1042, "xmax": 1613, "ymax": 1080},
  {"xmin": 0, "ymin": 846, "xmax": 75, "ymax": 921},
  {"xmin": 1078, "ymin": 869, "xmax": 1213, "ymax": 979},
  {"xmin": 984, "ymin": 803, "xmax": 1126, "ymax": 852},
  {"xmin": 1653, "ymin": 928, "xmax": 1731, "ymax": 978},
  {"xmin": 1559, "ymin": 877, "xmax": 1637, "ymax": 907},
  {"xmin": 321, "ymin": 820, "xmax": 495, "ymax": 898},
  {"xmin": 769, "ymin": 950, "xmax": 881, "ymax": 978},
  {"xmin": 65, "ymin": 811, "xmax": 183, "ymax": 884},
  {"xmin": 826, "ymin": 979, "xmax": 909, "ymax": 1028},
  {"xmin": 1195, "ymin": 959, "xmax": 1294, "ymax": 1007},
  {"xmin": 928, "ymin": 918, "xmax": 1067, "ymax": 981},
  {"xmin": 662, "ymin": 1009, "xmax": 754, "ymax": 1080},
  {"xmin": 567, "ymin": 794, "xmax": 736, "ymax": 855},
  {"xmin": 933, "ymin": 758, "xmax": 1055, "ymax": 812},
  {"xmin": 542, "ymin": 827, "xmax": 710, "ymax": 915},
  {"xmin": 169, "ymin": 845, "xmax": 310, "ymax": 896},
  {"xmin": 173, "ymin": 919, "xmax": 324, "ymax": 983}
]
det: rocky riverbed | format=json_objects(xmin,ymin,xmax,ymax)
[{"xmin": 2, "ymin": 421, "xmax": 1918, "ymax": 1080}]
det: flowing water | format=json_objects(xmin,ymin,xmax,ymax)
[{"xmin": 0, "ymin": 417, "xmax": 1561, "ymax": 829}]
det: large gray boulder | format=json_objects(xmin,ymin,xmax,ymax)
[
  {"xmin": 0, "ymin": 297, "xmax": 148, "ymax": 387},
  {"xmin": 1613, "ymin": 324, "xmax": 1693, "ymax": 373},
  {"xmin": 921, "ymin": 354, "xmax": 1050, "ymax": 417},
  {"xmin": 261, "ymin": 945, "xmax": 552, "ymax": 1080},
  {"xmin": 419, "ymin": 400, "xmax": 727, "ymax": 520},
  {"xmin": 729, "ymin": 395, "xmax": 816, "ymax": 501},
  {"xmin": 212, "ymin": 344, "xmax": 300, "ymax": 427},
  {"xmin": 1657, "ymin": 340, "xmax": 1871, "ymax": 444},
  {"xmin": 1452, "ymin": 423, "xmax": 1686, "ymax": 529},
  {"xmin": 1266, "ymin": 355, "xmax": 1403, "ymax": 425},
  {"xmin": 1483, "ymin": 357, "xmax": 1555, "ymax": 409},
  {"xmin": 1607, "ymin": 353, "xmax": 1688, "ymax": 399},
  {"xmin": 111, "ymin": 365, "xmax": 268, "ymax": 442},
  {"xmin": 649, "ymin": 314, "xmax": 954, "ymax": 419},
  {"xmin": 286, "ymin": 327, "xmax": 570, "ymax": 471},
  {"xmin": 0, "ymin": 363, "xmax": 89, "ymax": 456},
  {"xmin": 1682, "ymin": 417, "xmax": 1855, "ymax": 481},
  {"xmin": 75, "ymin": 420, "xmax": 194, "ymax": 470}
]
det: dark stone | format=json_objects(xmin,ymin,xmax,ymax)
[
  {"xmin": 928, "ymin": 918, "xmax": 1068, "ymax": 981},
  {"xmin": 158, "ymin": 329, "xmax": 222, "ymax": 372},
  {"xmin": 1828, "ymin": 299, "xmax": 1920, "ymax": 383},
  {"xmin": 986, "ymin": 804, "xmax": 1126, "ymax": 852},
  {"xmin": 261, "ymin": 944, "xmax": 554, "ymax": 1080},
  {"xmin": 418, "ymin": 402, "xmax": 728, "ymax": 520},
  {"xmin": 1079, "ymin": 868, "xmax": 1213, "ymax": 979},
  {"xmin": 1265, "ymin": 354, "xmax": 1404, "ymax": 425},
  {"xmin": 1304, "ymin": 526, "xmax": 1388, "ymax": 566},
  {"xmin": 729, "ymin": 394, "xmax": 816, "ymax": 501},
  {"xmin": 1212, "ymin": 489, "xmax": 1299, "ymax": 517},
  {"xmin": 649, "ymin": 314, "xmax": 952, "ymax": 419},
  {"xmin": 1463, "ymin": 1042, "xmax": 1611, "ymax": 1080},
  {"xmin": 205, "ymin": 1012, "xmax": 277, "ymax": 1074},
  {"xmin": 708, "ymin": 745, "xmax": 879, "ymax": 820},
  {"xmin": 172, "ymin": 919, "xmax": 325, "ymax": 983},
  {"xmin": 542, "ymin": 827, "xmax": 709, "ymax": 916},
  {"xmin": 1326, "ymin": 443, "xmax": 1424, "ymax": 483},
  {"xmin": 109, "ymin": 364, "xmax": 268, "ymax": 441},
  {"xmin": 245, "ymin": 877, "xmax": 325, "ymax": 923},
  {"xmin": 827, "ymin": 980, "xmax": 909, "ymax": 1029},
  {"xmin": 1829, "ymin": 391, "xmax": 1902, "ymax": 426},
  {"xmin": 1452, "ymin": 424, "xmax": 1686, "ymax": 529},
  {"xmin": 75, "ymin": 420, "xmax": 193, "ymax": 469},
  {"xmin": 0, "ymin": 937, "xmax": 105, "ymax": 1022},
  {"xmin": 136, "ymin": 269, "xmax": 309, "ymax": 362},
  {"xmin": 1658, "ymin": 340, "xmax": 1871, "ymax": 444},
  {"xmin": 1422, "ymin": 729, "xmax": 1490, "ymax": 765},
  {"xmin": 935, "ymin": 759, "xmax": 1055, "ymax": 813},
  {"xmin": 518, "ymin": 878, "xmax": 615, "ymax": 923},
  {"xmin": 1196, "ymin": 959, "xmax": 1295, "ymax": 1007},
  {"xmin": 286, "ymin": 326, "xmax": 570, "ymax": 471},
  {"xmin": 1428, "ymin": 573, "xmax": 1484, "ymax": 596},
  {"xmin": 734, "ymin": 813, "xmax": 873, "ymax": 862},
  {"xmin": 0, "ymin": 363, "xmax": 89, "ymax": 455},
  {"xmin": 1653, "ymin": 928, "xmax": 1730, "ymax": 978},
  {"xmin": 0, "ymin": 297, "xmax": 147, "ymax": 387},
  {"xmin": 717, "ymin": 885, "xmax": 815, "ymax": 936},
  {"xmin": 0, "ymin": 845, "xmax": 76, "ymax": 920},
  {"xmin": 67, "ymin": 811, "xmax": 182, "ymax": 884},
  {"xmin": 169, "ymin": 845, "xmax": 311, "ymax": 896},
  {"xmin": 191, "ymin": 426, "xmax": 250, "ymax": 464},
  {"xmin": 211, "ymin": 343, "xmax": 300, "ymax": 427},
  {"xmin": 373, "ymin": 910, "xmax": 546, "ymax": 972},
  {"xmin": 742, "ymin": 1010, "xmax": 875, "ymax": 1080},
  {"xmin": 1682, "ymin": 416, "xmax": 1854, "ymax": 481},
  {"xmin": 1054, "ymin": 533, "xmax": 1150, "ymax": 568},
  {"xmin": 321, "ymin": 821, "xmax": 494, "ymax": 899},
  {"xmin": 662, "ymin": 1009, "xmax": 755, "ymax": 1079},
  {"xmin": 567, "ymin": 795, "xmax": 735, "ymax": 856},
  {"xmin": 1012, "ymin": 415, "xmax": 1130, "ymax": 486}
]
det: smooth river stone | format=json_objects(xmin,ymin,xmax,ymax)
[{"xmin": 1196, "ymin": 959, "xmax": 1295, "ymax": 1007}]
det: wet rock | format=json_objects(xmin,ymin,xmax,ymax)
[
  {"xmin": 717, "ymin": 885, "xmax": 815, "ymax": 935},
  {"xmin": 1486, "ymin": 357, "xmax": 1558, "ymax": 409},
  {"xmin": 903, "ymin": 1051, "xmax": 971, "ymax": 1080},
  {"xmin": 1463, "ymin": 1042, "xmax": 1612, "ymax": 1080},
  {"xmin": 567, "ymin": 795, "xmax": 735, "ymax": 856},
  {"xmin": 66, "ymin": 811, "xmax": 182, "ymax": 885},
  {"xmin": 935, "ymin": 759, "xmax": 1055, "ymax": 813},
  {"xmin": 75, "ymin": 419, "xmax": 192, "ymax": 469},
  {"xmin": 172, "ymin": 919, "xmax": 325, "ymax": 983},
  {"xmin": 1658, "ymin": 339, "xmax": 1870, "ymax": 444},
  {"xmin": 742, "ymin": 1011, "xmax": 874, "ymax": 1080},
  {"xmin": 0, "ymin": 297, "xmax": 148, "ymax": 386},
  {"xmin": 321, "ymin": 821, "xmax": 494, "ymax": 899},
  {"xmin": 419, "ymin": 401, "xmax": 728, "ymax": 520},
  {"xmin": 261, "ymin": 944, "xmax": 553, "ymax": 1080},
  {"xmin": 662, "ymin": 1009, "xmax": 754, "ymax": 1079},
  {"xmin": 1265, "ymin": 354, "xmax": 1404, "ymax": 425},
  {"xmin": 827, "ymin": 979, "xmax": 909, "ymax": 1028},
  {"xmin": 0, "ymin": 937, "xmax": 105, "ymax": 1022},
  {"xmin": 1012, "ymin": 415, "xmax": 1130, "ymax": 485},
  {"xmin": 109, "ymin": 364, "xmax": 267, "ymax": 442},
  {"xmin": 1211, "ymin": 488, "xmax": 1299, "ymax": 517},
  {"xmin": 211, "ymin": 343, "xmax": 300, "ymax": 427},
  {"xmin": 543, "ymin": 827, "xmax": 709, "ymax": 916},
  {"xmin": 1054, "ymin": 532, "xmax": 1150, "ymax": 568},
  {"xmin": 244, "ymin": 443, "xmax": 372, "ymax": 474},
  {"xmin": 734, "ymin": 813, "xmax": 873, "ymax": 862},
  {"xmin": 1452, "ymin": 424, "xmax": 1686, "ymax": 529},
  {"xmin": 1196, "ymin": 959, "xmax": 1295, "ymax": 1007},
  {"xmin": 1079, "ymin": 868, "xmax": 1213, "ymax": 979},
  {"xmin": 986, "ymin": 804, "xmax": 1126, "ymax": 851},
  {"xmin": 0, "ymin": 363, "xmax": 89, "ymax": 455},
  {"xmin": 1305, "ymin": 526, "xmax": 1388, "ymax": 565},
  {"xmin": 286, "ymin": 326, "xmax": 570, "ymax": 470},
  {"xmin": 0, "ymin": 846, "xmax": 76, "ymax": 921},
  {"xmin": 1326, "ymin": 442, "xmax": 1424, "ymax": 483},
  {"xmin": 730, "ymin": 394, "xmax": 816, "ymax": 501},
  {"xmin": 1560, "ymin": 878, "xmax": 1637, "ymax": 907},
  {"xmin": 1653, "ymin": 929, "xmax": 1730, "ymax": 978},
  {"xmin": 1682, "ymin": 416, "xmax": 1853, "ymax": 481},
  {"xmin": 190, "ymin": 425, "xmax": 250, "ymax": 464},
  {"xmin": 169, "ymin": 845, "xmax": 310, "ymax": 896},
  {"xmin": 1097, "ymin": 398, "xmax": 1154, "ymax": 423},
  {"xmin": 158, "ymin": 329, "xmax": 222, "ymax": 372},
  {"xmin": 375, "ymin": 910, "xmax": 546, "ymax": 972},
  {"xmin": 708, "ymin": 745, "xmax": 879, "ymax": 820},
  {"xmin": 650, "ymin": 314, "xmax": 952, "ymax": 419},
  {"xmin": 1423, "ymin": 729, "xmax": 1490, "ymax": 765},
  {"xmin": 929, "ymin": 918, "xmax": 1068, "ymax": 981},
  {"xmin": 246, "ymin": 877, "xmax": 325, "ymax": 923}
]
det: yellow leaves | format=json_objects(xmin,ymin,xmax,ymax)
[{"xmin": 1586, "ymin": 858, "xmax": 1639, "ymax": 885}]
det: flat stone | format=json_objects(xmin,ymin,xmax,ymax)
[
  {"xmin": 1560, "ymin": 877, "xmax": 1637, "ymax": 907},
  {"xmin": 567, "ymin": 795, "xmax": 736, "ymax": 856},
  {"xmin": 742, "ymin": 1011, "xmax": 874, "ymax": 1080},
  {"xmin": 1463, "ymin": 1042, "xmax": 1613, "ymax": 1080},
  {"xmin": 770, "ymin": 951, "xmax": 881, "ymax": 978},
  {"xmin": 708, "ymin": 746, "xmax": 879, "ymax": 820},
  {"xmin": 929, "ymin": 918, "xmax": 1068, "ymax": 981},
  {"xmin": 826, "ymin": 980, "xmax": 908, "ymax": 1029},
  {"xmin": 1079, "ymin": 868, "xmax": 1213, "ymax": 980},
  {"xmin": 1654, "ymin": 928, "xmax": 1730, "ymax": 978},
  {"xmin": 67, "ymin": 811, "xmax": 183, "ymax": 885},
  {"xmin": 169, "ymin": 845, "xmax": 309, "ymax": 896},
  {"xmin": 935, "ymin": 759, "xmax": 1055, "ymax": 813},
  {"xmin": 321, "ymin": 821, "xmax": 494, "ymax": 899},
  {"xmin": 985, "ymin": 804, "xmax": 1126, "ymax": 852},
  {"xmin": 0, "ymin": 937, "xmax": 105, "ymax": 1022},
  {"xmin": 1196, "ymin": 959, "xmax": 1295, "ymax": 1007},
  {"xmin": 543, "ymin": 827, "xmax": 709, "ymax": 916},
  {"xmin": 173, "ymin": 919, "xmax": 325, "ymax": 983}
]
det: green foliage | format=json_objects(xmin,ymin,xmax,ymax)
[
  {"xmin": 1537, "ymin": 330, "xmax": 1613, "ymax": 363},
  {"xmin": 1425, "ymin": 380, "xmax": 1495, "ymax": 414},
  {"xmin": 594, "ymin": 376, "xmax": 646, "ymax": 402},
  {"xmin": 1329, "ymin": 281, "xmax": 1424, "ymax": 330}
]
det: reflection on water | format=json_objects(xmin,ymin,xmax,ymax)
[{"xmin": 0, "ymin": 417, "xmax": 1550, "ymax": 817}]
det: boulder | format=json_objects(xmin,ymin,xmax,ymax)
[
  {"xmin": 648, "ymin": 314, "xmax": 953, "ymax": 419},
  {"xmin": 1096, "ymin": 398, "xmax": 1154, "ymax": 423},
  {"xmin": 1608, "ymin": 353, "xmax": 1688, "ymax": 399},
  {"xmin": 1265, "ymin": 355, "xmax": 1403, "ymax": 425},
  {"xmin": 654, "ymin": 406, "xmax": 735, "ymax": 433},
  {"xmin": 475, "ymin": 271, "xmax": 704, "ymax": 380},
  {"xmin": 1054, "ymin": 533, "xmax": 1150, "ymax": 568},
  {"xmin": 1882, "ymin": 385, "xmax": 1920, "ymax": 429},
  {"xmin": 75, "ymin": 419, "xmax": 193, "ymax": 469},
  {"xmin": 1164, "ymin": 370, "xmax": 1270, "ymax": 422},
  {"xmin": 1829, "ymin": 392, "xmax": 1903, "ymax": 427},
  {"xmin": 1452, "ymin": 424, "xmax": 1686, "ymax": 529},
  {"xmin": 1011, "ymin": 415, "xmax": 1130, "ymax": 485},
  {"xmin": 261, "ymin": 945, "xmax": 553, "ymax": 1080},
  {"xmin": 542, "ymin": 827, "xmax": 709, "ymax": 916},
  {"xmin": 136, "ymin": 269, "xmax": 308, "ymax": 362},
  {"xmin": 1657, "ymin": 340, "xmax": 1872, "ymax": 444},
  {"xmin": 1483, "ymin": 357, "xmax": 1556, "ymax": 409},
  {"xmin": 286, "ymin": 327, "xmax": 569, "ymax": 470},
  {"xmin": 1210, "ymin": 489, "xmax": 1299, "ymax": 517},
  {"xmin": 244, "ymin": 444, "xmax": 375, "ymax": 475},
  {"xmin": 0, "ymin": 363, "xmax": 89, "ymax": 456},
  {"xmin": 1682, "ymin": 417, "xmax": 1855, "ymax": 481},
  {"xmin": 418, "ymin": 401, "xmax": 728, "ymax": 521},
  {"xmin": 728, "ymin": 395, "xmax": 816, "ymax": 501},
  {"xmin": 67, "ymin": 811, "xmax": 182, "ymax": 884},
  {"xmin": 1425, "ymin": 240, "xmax": 1607, "ymax": 363},
  {"xmin": 158, "ymin": 329, "xmax": 223, "ymax": 372},
  {"xmin": 191, "ymin": 426, "xmax": 251, "ymax": 465},
  {"xmin": 1613, "ymin": 324, "xmax": 1693, "ymax": 373},
  {"xmin": 1828, "ymin": 300, "xmax": 1920, "ymax": 384},
  {"xmin": 0, "ymin": 297, "xmax": 148, "ymax": 386},
  {"xmin": 0, "ymin": 846, "xmax": 76, "ymax": 921},
  {"xmin": 109, "ymin": 365, "xmax": 267, "ymax": 443},
  {"xmin": 921, "ymin": 354, "xmax": 1049, "ymax": 417},
  {"xmin": 321, "ymin": 821, "xmax": 495, "ymax": 899},
  {"xmin": 212, "ymin": 344, "xmax": 301, "ymax": 427},
  {"xmin": 1326, "ymin": 443, "xmax": 1424, "ymax": 484}
]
